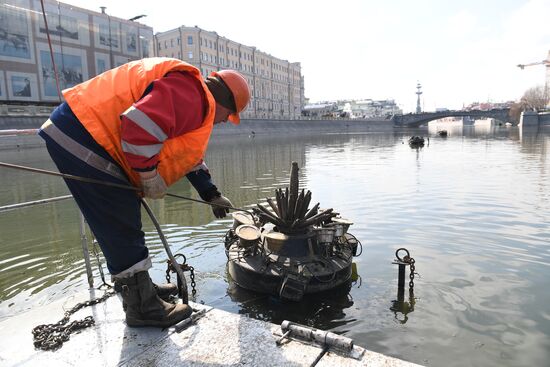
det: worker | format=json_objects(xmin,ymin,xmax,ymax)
[{"xmin": 38, "ymin": 57, "xmax": 250, "ymax": 328}]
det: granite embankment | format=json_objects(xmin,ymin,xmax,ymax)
[{"xmin": 0, "ymin": 115, "xmax": 393, "ymax": 150}]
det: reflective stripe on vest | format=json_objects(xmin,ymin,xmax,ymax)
[
  {"xmin": 121, "ymin": 140, "xmax": 163, "ymax": 158},
  {"xmin": 121, "ymin": 106, "xmax": 168, "ymax": 142},
  {"xmin": 40, "ymin": 119, "xmax": 129, "ymax": 182}
]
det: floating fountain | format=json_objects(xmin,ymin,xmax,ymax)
[{"xmin": 224, "ymin": 162, "xmax": 361, "ymax": 301}]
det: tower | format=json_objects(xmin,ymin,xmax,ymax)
[{"xmin": 415, "ymin": 82, "xmax": 422, "ymax": 114}]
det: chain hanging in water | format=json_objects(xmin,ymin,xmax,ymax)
[
  {"xmin": 407, "ymin": 257, "xmax": 416, "ymax": 290},
  {"xmin": 31, "ymin": 289, "xmax": 115, "ymax": 351},
  {"xmin": 401, "ymin": 254, "xmax": 417, "ymax": 291},
  {"xmin": 166, "ymin": 254, "xmax": 197, "ymax": 299}
]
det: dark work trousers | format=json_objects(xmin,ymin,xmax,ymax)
[{"xmin": 39, "ymin": 103, "xmax": 148, "ymax": 275}]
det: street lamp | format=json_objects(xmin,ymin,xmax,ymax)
[{"xmin": 129, "ymin": 14, "xmax": 147, "ymax": 21}]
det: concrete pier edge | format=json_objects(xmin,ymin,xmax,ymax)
[{"xmin": 0, "ymin": 289, "xmax": 423, "ymax": 366}]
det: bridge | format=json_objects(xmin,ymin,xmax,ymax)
[{"xmin": 392, "ymin": 109, "xmax": 511, "ymax": 127}]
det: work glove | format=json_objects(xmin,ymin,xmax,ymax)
[
  {"xmin": 140, "ymin": 171, "xmax": 167, "ymax": 199},
  {"xmin": 209, "ymin": 195, "xmax": 233, "ymax": 218}
]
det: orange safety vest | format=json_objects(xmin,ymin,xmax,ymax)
[{"xmin": 63, "ymin": 57, "xmax": 216, "ymax": 187}]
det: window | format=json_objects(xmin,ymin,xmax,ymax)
[
  {"xmin": 158, "ymin": 42, "xmax": 161, "ymax": 50},
  {"xmin": 188, "ymin": 51, "xmax": 193, "ymax": 59},
  {"xmin": 171, "ymin": 39, "xmax": 174, "ymax": 47},
  {"xmin": 177, "ymin": 38, "xmax": 180, "ymax": 45},
  {"xmin": 187, "ymin": 36, "xmax": 193, "ymax": 45}
]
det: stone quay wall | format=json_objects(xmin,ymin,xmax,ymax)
[{"xmin": 0, "ymin": 115, "xmax": 393, "ymax": 150}]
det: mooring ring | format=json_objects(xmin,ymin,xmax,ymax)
[{"xmin": 395, "ymin": 248, "xmax": 410, "ymax": 262}]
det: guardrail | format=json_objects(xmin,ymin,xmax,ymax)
[
  {"xmin": 0, "ymin": 129, "xmax": 39, "ymax": 136},
  {"xmin": 0, "ymin": 104, "xmax": 56, "ymax": 117}
]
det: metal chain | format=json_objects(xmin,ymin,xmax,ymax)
[
  {"xmin": 188, "ymin": 266, "xmax": 197, "ymax": 297},
  {"xmin": 165, "ymin": 265, "xmax": 171, "ymax": 283},
  {"xmin": 408, "ymin": 258, "xmax": 416, "ymax": 290},
  {"xmin": 31, "ymin": 290, "xmax": 115, "ymax": 351},
  {"xmin": 165, "ymin": 255, "xmax": 197, "ymax": 298}
]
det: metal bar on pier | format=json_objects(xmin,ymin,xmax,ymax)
[
  {"xmin": 0, "ymin": 195, "xmax": 72, "ymax": 212},
  {"xmin": 79, "ymin": 211, "xmax": 94, "ymax": 288}
]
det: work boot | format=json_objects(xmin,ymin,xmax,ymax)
[
  {"xmin": 117, "ymin": 271, "xmax": 192, "ymax": 328},
  {"xmin": 115, "ymin": 280, "xmax": 178, "ymax": 311},
  {"xmin": 154, "ymin": 282, "xmax": 178, "ymax": 301}
]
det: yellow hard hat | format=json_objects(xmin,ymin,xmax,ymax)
[{"xmin": 211, "ymin": 70, "xmax": 250, "ymax": 124}]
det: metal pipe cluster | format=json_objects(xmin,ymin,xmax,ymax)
[{"xmin": 254, "ymin": 162, "xmax": 336, "ymax": 234}]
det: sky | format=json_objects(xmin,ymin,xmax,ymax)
[{"xmin": 62, "ymin": 0, "xmax": 550, "ymax": 112}]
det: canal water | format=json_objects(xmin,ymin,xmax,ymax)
[{"xmin": 0, "ymin": 124, "xmax": 549, "ymax": 367}]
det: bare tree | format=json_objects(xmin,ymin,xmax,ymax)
[
  {"xmin": 520, "ymin": 85, "xmax": 549, "ymax": 111},
  {"xmin": 508, "ymin": 102, "xmax": 523, "ymax": 124}
]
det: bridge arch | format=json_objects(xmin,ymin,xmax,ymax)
[{"xmin": 392, "ymin": 109, "xmax": 510, "ymax": 127}]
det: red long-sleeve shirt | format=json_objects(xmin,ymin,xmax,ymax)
[{"xmin": 120, "ymin": 71, "xmax": 207, "ymax": 171}]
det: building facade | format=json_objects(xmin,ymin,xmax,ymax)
[
  {"xmin": 0, "ymin": 0, "xmax": 153, "ymax": 104},
  {"xmin": 154, "ymin": 26, "xmax": 305, "ymax": 120},
  {"xmin": 303, "ymin": 99, "xmax": 402, "ymax": 119}
]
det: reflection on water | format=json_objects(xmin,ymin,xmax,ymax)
[
  {"xmin": 1, "ymin": 126, "xmax": 549, "ymax": 367},
  {"xmin": 390, "ymin": 289, "xmax": 416, "ymax": 324},
  {"xmin": 223, "ymin": 278, "xmax": 355, "ymax": 331}
]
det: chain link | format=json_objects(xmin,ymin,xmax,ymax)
[
  {"xmin": 399, "ymin": 249, "xmax": 417, "ymax": 291},
  {"xmin": 166, "ymin": 265, "xmax": 171, "ymax": 284},
  {"xmin": 188, "ymin": 266, "xmax": 197, "ymax": 297},
  {"xmin": 31, "ymin": 290, "xmax": 115, "ymax": 351},
  {"xmin": 408, "ymin": 258, "xmax": 416, "ymax": 290},
  {"xmin": 165, "ymin": 255, "xmax": 197, "ymax": 299}
]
